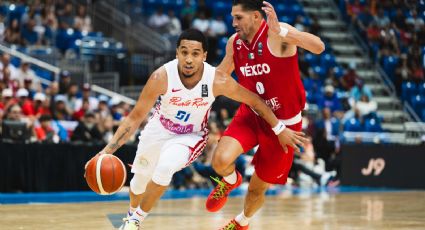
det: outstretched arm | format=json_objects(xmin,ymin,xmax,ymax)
[
  {"xmin": 100, "ymin": 68, "xmax": 167, "ymax": 155},
  {"xmin": 213, "ymin": 70, "xmax": 308, "ymax": 153},
  {"xmin": 262, "ymin": 1, "xmax": 325, "ymax": 54},
  {"xmin": 216, "ymin": 34, "xmax": 236, "ymax": 75}
]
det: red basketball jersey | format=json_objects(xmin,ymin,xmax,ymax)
[{"xmin": 232, "ymin": 20, "xmax": 306, "ymax": 120}]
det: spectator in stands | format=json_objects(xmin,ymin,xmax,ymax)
[
  {"xmin": 3, "ymin": 19, "xmax": 21, "ymax": 45},
  {"xmin": 40, "ymin": 5, "xmax": 58, "ymax": 44},
  {"xmin": 166, "ymin": 10, "xmax": 182, "ymax": 37},
  {"xmin": 71, "ymin": 112, "xmax": 103, "ymax": 143},
  {"xmin": 373, "ymin": 8, "xmax": 390, "ymax": 28},
  {"xmin": 192, "ymin": 10, "xmax": 210, "ymax": 34},
  {"xmin": 52, "ymin": 95, "xmax": 71, "ymax": 120},
  {"xmin": 21, "ymin": 18, "xmax": 40, "ymax": 46},
  {"xmin": 410, "ymin": 61, "xmax": 424, "ymax": 83},
  {"xmin": 96, "ymin": 95, "xmax": 111, "ymax": 119},
  {"xmin": 319, "ymin": 85, "xmax": 343, "ymax": 115},
  {"xmin": 16, "ymin": 88, "xmax": 34, "ymax": 116},
  {"xmin": 74, "ymin": 83, "xmax": 98, "ymax": 112},
  {"xmin": 58, "ymin": 70, "xmax": 71, "ymax": 94},
  {"xmin": 3, "ymin": 104, "xmax": 34, "ymax": 130},
  {"xmin": 1, "ymin": 68, "xmax": 19, "ymax": 92},
  {"xmin": 16, "ymin": 61, "xmax": 42, "ymax": 92},
  {"xmin": 350, "ymin": 78, "xmax": 373, "ymax": 102},
  {"xmin": 33, "ymin": 92, "xmax": 51, "ymax": 118},
  {"xmin": 180, "ymin": 0, "xmax": 196, "ymax": 30},
  {"xmin": 340, "ymin": 63, "xmax": 359, "ymax": 90},
  {"xmin": 208, "ymin": 15, "xmax": 228, "ymax": 64},
  {"xmin": 63, "ymin": 83, "xmax": 79, "ymax": 115},
  {"xmin": 0, "ymin": 88, "xmax": 16, "ymax": 116},
  {"xmin": 406, "ymin": 10, "xmax": 424, "ymax": 32},
  {"xmin": 355, "ymin": 94, "xmax": 378, "ymax": 118},
  {"xmin": 148, "ymin": 7, "xmax": 170, "ymax": 33},
  {"xmin": 72, "ymin": 99, "xmax": 90, "ymax": 121},
  {"xmin": 393, "ymin": 9, "xmax": 407, "ymax": 31},
  {"xmin": 34, "ymin": 114, "xmax": 59, "ymax": 143},
  {"xmin": 74, "ymin": 5, "xmax": 92, "ymax": 33},
  {"xmin": 395, "ymin": 53, "xmax": 410, "ymax": 95},
  {"xmin": 0, "ymin": 53, "xmax": 18, "ymax": 81},
  {"xmin": 209, "ymin": 15, "xmax": 228, "ymax": 37},
  {"xmin": 58, "ymin": 3, "xmax": 74, "ymax": 29},
  {"xmin": 355, "ymin": 5, "xmax": 374, "ymax": 34}
]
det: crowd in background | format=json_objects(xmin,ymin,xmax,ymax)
[{"xmin": 3, "ymin": 0, "xmax": 424, "ymax": 190}]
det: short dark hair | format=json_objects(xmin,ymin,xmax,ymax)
[
  {"xmin": 39, "ymin": 114, "xmax": 52, "ymax": 122},
  {"xmin": 233, "ymin": 0, "xmax": 265, "ymax": 17},
  {"xmin": 177, "ymin": 28, "xmax": 208, "ymax": 52}
]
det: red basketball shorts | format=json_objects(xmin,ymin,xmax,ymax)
[{"xmin": 223, "ymin": 105, "xmax": 302, "ymax": 184}]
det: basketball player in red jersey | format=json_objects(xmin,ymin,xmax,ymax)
[{"xmin": 205, "ymin": 1, "xmax": 325, "ymax": 229}]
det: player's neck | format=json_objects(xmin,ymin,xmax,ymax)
[
  {"xmin": 245, "ymin": 21, "xmax": 263, "ymax": 44},
  {"xmin": 179, "ymin": 65, "xmax": 204, "ymax": 90}
]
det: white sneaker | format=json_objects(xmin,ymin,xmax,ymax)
[
  {"xmin": 119, "ymin": 218, "xmax": 140, "ymax": 230},
  {"xmin": 320, "ymin": 171, "xmax": 337, "ymax": 186}
]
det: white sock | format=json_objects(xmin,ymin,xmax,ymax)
[
  {"xmin": 130, "ymin": 207, "xmax": 149, "ymax": 222},
  {"xmin": 128, "ymin": 205, "xmax": 138, "ymax": 216},
  {"xmin": 223, "ymin": 171, "xmax": 237, "ymax": 184},
  {"xmin": 235, "ymin": 211, "xmax": 250, "ymax": 226}
]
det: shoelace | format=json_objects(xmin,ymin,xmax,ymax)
[
  {"xmin": 210, "ymin": 176, "xmax": 232, "ymax": 199},
  {"xmin": 222, "ymin": 221, "xmax": 237, "ymax": 230},
  {"xmin": 121, "ymin": 218, "xmax": 140, "ymax": 228}
]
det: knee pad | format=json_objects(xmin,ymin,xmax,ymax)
[{"xmin": 130, "ymin": 173, "xmax": 150, "ymax": 195}]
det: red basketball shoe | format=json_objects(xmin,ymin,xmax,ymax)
[
  {"xmin": 219, "ymin": 219, "xmax": 249, "ymax": 230},
  {"xmin": 206, "ymin": 171, "xmax": 242, "ymax": 212}
]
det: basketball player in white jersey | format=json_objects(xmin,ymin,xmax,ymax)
[{"xmin": 89, "ymin": 29, "xmax": 307, "ymax": 229}]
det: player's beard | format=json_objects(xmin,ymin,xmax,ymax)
[{"xmin": 182, "ymin": 72, "xmax": 194, "ymax": 78}]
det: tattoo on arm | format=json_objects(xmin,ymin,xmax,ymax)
[{"xmin": 107, "ymin": 126, "xmax": 131, "ymax": 151}]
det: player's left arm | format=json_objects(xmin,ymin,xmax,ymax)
[
  {"xmin": 213, "ymin": 70, "xmax": 308, "ymax": 153},
  {"xmin": 262, "ymin": 1, "xmax": 325, "ymax": 54}
]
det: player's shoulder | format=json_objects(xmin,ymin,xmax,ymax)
[
  {"xmin": 227, "ymin": 33, "xmax": 237, "ymax": 44},
  {"xmin": 149, "ymin": 66, "xmax": 167, "ymax": 84}
]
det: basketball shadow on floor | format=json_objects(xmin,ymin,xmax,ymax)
[{"xmin": 107, "ymin": 212, "xmax": 206, "ymax": 228}]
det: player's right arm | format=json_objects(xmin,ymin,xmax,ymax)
[
  {"xmin": 216, "ymin": 34, "xmax": 236, "ymax": 75},
  {"xmin": 99, "ymin": 68, "xmax": 167, "ymax": 155},
  {"xmin": 213, "ymin": 70, "xmax": 308, "ymax": 153}
]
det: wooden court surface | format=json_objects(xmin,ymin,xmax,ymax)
[{"xmin": 1, "ymin": 191, "xmax": 424, "ymax": 229}]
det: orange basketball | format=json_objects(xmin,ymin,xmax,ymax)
[{"xmin": 85, "ymin": 154, "xmax": 127, "ymax": 195}]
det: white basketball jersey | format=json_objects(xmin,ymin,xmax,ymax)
[{"xmin": 151, "ymin": 59, "xmax": 216, "ymax": 135}]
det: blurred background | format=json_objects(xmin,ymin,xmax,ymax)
[{"xmin": 0, "ymin": 0, "xmax": 424, "ymax": 195}]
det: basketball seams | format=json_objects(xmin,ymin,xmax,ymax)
[{"xmin": 96, "ymin": 154, "xmax": 108, "ymax": 195}]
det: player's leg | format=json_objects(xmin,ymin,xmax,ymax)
[
  {"xmin": 207, "ymin": 107, "xmax": 258, "ymax": 212},
  {"xmin": 243, "ymin": 172, "xmax": 269, "ymax": 217},
  {"xmin": 134, "ymin": 143, "xmax": 190, "ymax": 217},
  {"xmin": 219, "ymin": 172, "xmax": 268, "ymax": 230},
  {"xmin": 211, "ymin": 136, "xmax": 244, "ymax": 177}
]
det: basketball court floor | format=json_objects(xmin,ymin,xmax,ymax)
[{"xmin": 1, "ymin": 187, "xmax": 424, "ymax": 230}]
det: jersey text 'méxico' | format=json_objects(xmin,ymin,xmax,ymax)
[{"xmin": 233, "ymin": 20, "xmax": 306, "ymax": 120}]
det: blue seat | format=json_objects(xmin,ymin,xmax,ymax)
[
  {"xmin": 333, "ymin": 66, "xmax": 345, "ymax": 78},
  {"xmin": 312, "ymin": 66, "xmax": 327, "ymax": 79},
  {"xmin": 305, "ymin": 52, "xmax": 319, "ymax": 66},
  {"xmin": 418, "ymin": 82, "xmax": 425, "ymax": 95},
  {"xmin": 320, "ymin": 53, "xmax": 337, "ymax": 70},
  {"xmin": 401, "ymin": 82, "xmax": 418, "ymax": 101},
  {"xmin": 344, "ymin": 118, "xmax": 363, "ymax": 132},
  {"xmin": 364, "ymin": 118, "xmax": 382, "ymax": 132},
  {"xmin": 381, "ymin": 55, "xmax": 399, "ymax": 80},
  {"xmin": 411, "ymin": 95, "xmax": 425, "ymax": 114}
]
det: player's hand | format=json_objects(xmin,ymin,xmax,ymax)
[
  {"xmin": 262, "ymin": 1, "xmax": 281, "ymax": 35},
  {"xmin": 277, "ymin": 128, "xmax": 308, "ymax": 154}
]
